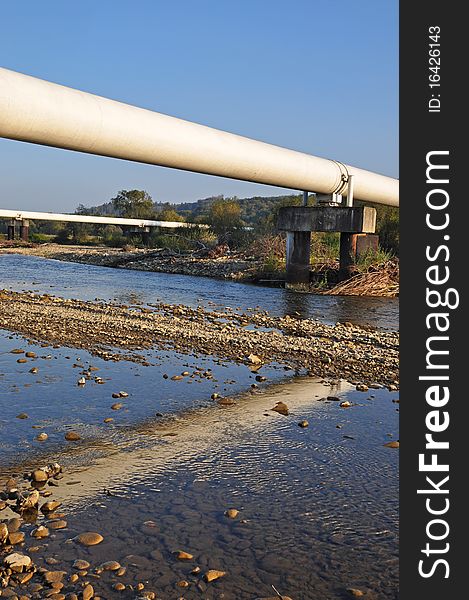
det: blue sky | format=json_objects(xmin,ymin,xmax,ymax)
[{"xmin": 0, "ymin": 0, "xmax": 398, "ymax": 211}]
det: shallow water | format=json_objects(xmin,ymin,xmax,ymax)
[
  {"xmin": 0, "ymin": 254, "xmax": 399, "ymax": 599},
  {"xmin": 0, "ymin": 330, "xmax": 290, "ymax": 467},
  {"xmin": 5, "ymin": 380, "xmax": 399, "ymax": 599},
  {"xmin": 0, "ymin": 254, "xmax": 398, "ymax": 330}
]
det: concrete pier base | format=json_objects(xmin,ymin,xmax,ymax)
[
  {"xmin": 286, "ymin": 231, "xmax": 311, "ymax": 284},
  {"xmin": 278, "ymin": 205, "xmax": 377, "ymax": 283},
  {"xmin": 7, "ymin": 221, "xmax": 15, "ymax": 240},
  {"xmin": 339, "ymin": 233, "xmax": 358, "ymax": 280},
  {"xmin": 19, "ymin": 220, "xmax": 29, "ymax": 241}
]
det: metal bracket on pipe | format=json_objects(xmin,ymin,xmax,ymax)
[
  {"xmin": 316, "ymin": 192, "xmax": 342, "ymax": 207},
  {"xmin": 346, "ymin": 174, "xmax": 354, "ymax": 207}
]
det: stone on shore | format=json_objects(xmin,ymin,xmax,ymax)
[
  {"xmin": 76, "ymin": 532, "xmax": 104, "ymax": 546},
  {"xmin": 271, "ymin": 401, "xmax": 289, "ymax": 416}
]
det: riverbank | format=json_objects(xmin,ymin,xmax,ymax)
[
  {"xmin": 0, "ymin": 243, "xmax": 262, "ymax": 282},
  {"xmin": 0, "ymin": 289, "xmax": 399, "ymax": 386},
  {"xmin": 0, "ymin": 243, "xmax": 399, "ymax": 297}
]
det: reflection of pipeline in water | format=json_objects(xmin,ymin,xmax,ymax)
[{"xmin": 1, "ymin": 377, "xmax": 352, "ymax": 510}]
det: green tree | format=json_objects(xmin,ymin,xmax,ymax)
[
  {"xmin": 157, "ymin": 207, "xmax": 185, "ymax": 222},
  {"xmin": 208, "ymin": 197, "xmax": 243, "ymax": 242},
  {"xmin": 111, "ymin": 190, "xmax": 155, "ymax": 219}
]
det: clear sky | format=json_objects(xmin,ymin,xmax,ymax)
[{"xmin": 0, "ymin": 0, "xmax": 398, "ymax": 212}]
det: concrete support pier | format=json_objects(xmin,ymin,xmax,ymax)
[
  {"xmin": 286, "ymin": 231, "xmax": 311, "ymax": 284},
  {"xmin": 7, "ymin": 219, "xmax": 15, "ymax": 240},
  {"xmin": 339, "ymin": 233, "xmax": 358, "ymax": 280},
  {"xmin": 277, "ymin": 205, "xmax": 377, "ymax": 285},
  {"xmin": 19, "ymin": 219, "xmax": 29, "ymax": 241}
]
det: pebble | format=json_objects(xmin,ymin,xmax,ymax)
[
  {"xmin": 224, "ymin": 508, "xmax": 239, "ymax": 519},
  {"xmin": 174, "ymin": 550, "xmax": 193, "ymax": 560},
  {"xmin": 203, "ymin": 570, "xmax": 226, "ymax": 583},
  {"xmin": 347, "ymin": 589, "xmax": 365, "ymax": 597},
  {"xmin": 17, "ymin": 358, "xmax": 28, "ymax": 363},
  {"xmin": 177, "ymin": 580, "xmax": 189, "ymax": 588},
  {"xmin": 111, "ymin": 403, "xmax": 123, "ymax": 410},
  {"xmin": 247, "ymin": 354, "xmax": 262, "ymax": 364},
  {"xmin": 65, "ymin": 431, "xmax": 81, "ymax": 441},
  {"xmin": 8, "ymin": 531, "xmax": 25, "ymax": 544},
  {"xmin": 43, "ymin": 571, "xmax": 67, "ymax": 584},
  {"xmin": 384, "ymin": 441, "xmax": 399, "ymax": 448},
  {"xmin": 72, "ymin": 559, "xmax": 91, "ymax": 570},
  {"xmin": 29, "ymin": 367, "xmax": 39, "ymax": 374},
  {"xmin": 271, "ymin": 401, "xmax": 289, "ymax": 416},
  {"xmin": 217, "ymin": 397, "xmax": 236, "ymax": 406},
  {"xmin": 41, "ymin": 501, "xmax": 62, "ymax": 513},
  {"xmin": 99, "ymin": 560, "xmax": 121, "ymax": 571},
  {"xmin": 76, "ymin": 532, "xmax": 104, "ymax": 546},
  {"xmin": 3, "ymin": 552, "xmax": 32, "ymax": 572},
  {"xmin": 48, "ymin": 519, "xmax": 68, "ymax": 529},
  {"xmin": 25, "ymin": 351, "xmax": 37, "ymax": 358},
  {"xmin": 36, "ymin": 432, "xmax": 49, "ymax": 441},
  {"xmin": 16, "ymin": 413, "xmax": 29, "ymax": 419},
  {"xmin": 298, "ymin": 420, "xmax": 309, "ymax": 427},
  {"xmin": 31, "ymin": 525, "xmax": 50, "ymax": 538},
  {"xmin": 339, "ymin": 400, "xmax": 352, "ymax": 408},
  {"xmin": 77, "ymin": 377, "xmax": 86, "ymax": 386},
  {"xmin": 7, "ymin": 518, "xmax": 21, "ymax": 532},
  {"xmin": 113, "ymin": 583, "xmax": 126, "ymax": 591}
]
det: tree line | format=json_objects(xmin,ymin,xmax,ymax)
[{"xmin": 4, "ymin": 189, "xmax": 398, "ymax": 254}]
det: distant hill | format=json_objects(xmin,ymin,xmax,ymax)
[{"xmin": 77, "ymin": 193, "xmax": 306, "ymax": 228}]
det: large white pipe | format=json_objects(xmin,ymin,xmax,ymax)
[
  {"xmin": 0, "ymin": 208, "xmax": 200, "ymax": 229},
  {"xmin": 0, "ymin": 67, "xmax": 399, "ymax": 207}
]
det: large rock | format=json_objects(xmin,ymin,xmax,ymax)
[
  {"xmin": 4, "ymin": 552, "xmax": 32, "ymax": 572},
  {"xmin": 76, "ymin": 532, "xmax": 104, "ymax": 546}
]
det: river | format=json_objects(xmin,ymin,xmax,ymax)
[{"xmin": 0, "ymin": 254, "xmax": 399, "ymax": 600}]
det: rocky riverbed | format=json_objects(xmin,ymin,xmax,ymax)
[
  {"xmin": 0, "ymin": 257, "xmax": 399, "ymax": 599},
  {"xmin": 1, "ymin": 375, "xmax": 399, "ymax": 600},
  {"xmin": 0, "ymin": 245, "xmax": 260, "ymax": 282},
  {"xmin": 0, "ymin": 289, "xmax": 398, "ymax": 387}
]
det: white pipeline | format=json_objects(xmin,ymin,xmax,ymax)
[{"xmin": 0, "ymin": 67, "xmax": 398, "ymax": 206}]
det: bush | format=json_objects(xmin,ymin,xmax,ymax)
[
  {"xmin": 377, "ymin": 211, "xmax": 399, "ymax": 254},
  {"xmin": 29, "ymin": 233, "xmax": 55, "ymax": 243},
  {"xmin": 356, "ymin": 247, "xmax": 393, "ymax": 272}
]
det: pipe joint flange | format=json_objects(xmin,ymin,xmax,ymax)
[{"xmin": 331, "ymin": 160, "xmax": 350, "ymax": 196}]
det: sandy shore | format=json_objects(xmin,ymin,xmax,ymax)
[{"xmin": 0, "ymin": 289, "xmax": 399, "ymax": 386}]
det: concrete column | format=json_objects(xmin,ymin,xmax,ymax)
[
  {"xmin": 286, "ymin": 231, "xmax": 311, "ymax": 285},
  {"xmin": 7, "ymin": 220, "xmax": 15, "ymax": 240},
  {"xmin": 19, "ymin": 219, "xmax": 29, "ymax": 241},
  {"xmin": 339, "ymin": 233, "xmax": 358, "ymax": 280},
  {"xmin": 141, "ymin": 230, "xmax": 150, "ymax": 245}
]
